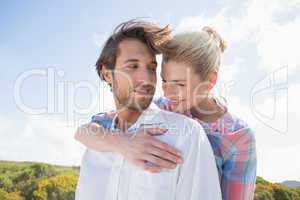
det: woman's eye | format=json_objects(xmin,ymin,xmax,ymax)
[
  {"xmin": 178, "ymin": 84, "xmax": 186, "ymax": 87},
  {"xmin": 149, "ymin": 67, "xmax": 156, "ymax": 72}
]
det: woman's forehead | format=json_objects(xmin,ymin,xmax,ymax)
[{"xmin": 161, "ymin": 61, "xmax": 194, "ymax": 80}]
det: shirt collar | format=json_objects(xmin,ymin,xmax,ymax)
[{"xmin": 111, "ymin": 102, "xmax": 160, "ymax": 132}]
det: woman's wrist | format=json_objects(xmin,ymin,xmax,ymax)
[{"xmin": 106, "ymin": 131, "xmax": 129, "ymax": 154}]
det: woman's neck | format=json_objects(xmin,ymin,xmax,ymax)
[{"xmin": 190, "ymin": 97, "xmax": 226, "ymax": 123}]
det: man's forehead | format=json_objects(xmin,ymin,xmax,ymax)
[{"xmin": 117, "ymin": 39, "xmax": 156, "ymax": 62}]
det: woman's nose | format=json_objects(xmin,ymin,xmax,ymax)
[{"xmin": 163, "ymin": 83, "xmax": 178, "ymax": 97}]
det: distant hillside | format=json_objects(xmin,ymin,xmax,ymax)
[
  {"xmin": 0, "ymin": 160, "xmax": 300, "ymax": 200},
  {"xmin": 0, "ymin": 160, "xmax": 79, "ymax": 200},
  {"xmin": 0, "ymin": 160, "xmax": 79, "ymax": 172},
  {"xmin": 281, "ymin": 180, "xmax": 300, "ymax": 188}
]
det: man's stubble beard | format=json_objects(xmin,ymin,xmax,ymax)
[{"xmin": 112, "ymin": 80, "xmax": 154, "ymax": 112}]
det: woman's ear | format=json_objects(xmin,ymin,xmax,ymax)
[
  {"xmin": 102, "ymin": 65, "xmax": 113, "ymax": 86},
  {"xmin": 207, "ymin": 71, "xmax": 218, "ymax": 90}
]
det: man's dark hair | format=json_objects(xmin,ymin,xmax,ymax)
[{"xmin": 95, "ymin": 19, "xmax": 171, "ymax": 79}]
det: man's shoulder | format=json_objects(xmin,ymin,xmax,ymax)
[
  {"xmin": 157, "ymin": 108, "xmax": 200, "ymax": 126},
  {"xmin": 154, "ymin": 107, "xmax": 205, "ymax": 139},
  {"xmin": 154, "ymin": 108, "xmax": 209, "ymax": 161}
]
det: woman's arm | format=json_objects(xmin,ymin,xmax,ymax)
[
  {"xmin": 74, "ymin": 122, "xmax": 184, "ymax": 173},
  {"xmin": 74, "ymin": 122, "xmax": 122, "ymax": 152},
  {"xmin": 221, "ymin": 127, "xmax": 257, "ymax": 200}
]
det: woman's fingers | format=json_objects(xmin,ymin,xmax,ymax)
[
  {"xmin": 146, "ymin": 128, "xmax": 168, "ymax": 136},
  {"xmin": 121, "ymin": 128, "xmax": 184, "ymax": 172},
  {"xmin": 149, "ymin": 137, "xmax": 182, "ymax": 157},
  {"xmin": 141, "ymin": 153, "xmax": 177, "ymax": 169},
  {"xmin": 146, "ymin": 146, "xmax": 183, "ymax": 164},
  {"xmin": 132, "ymin": 159, "xmax": 162, "ymax": 173}
]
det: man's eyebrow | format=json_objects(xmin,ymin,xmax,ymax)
[
  {"xmin": 123, "ymin": 59, "xmax": 157, "ymax": 65},
  {"xmin": 124, "ymin": 59, "xmax": 139, "ymax": 64}
]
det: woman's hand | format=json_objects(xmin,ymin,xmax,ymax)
[
  {"xmin": 115, "ymin": 128, "xmax": 184, "ymax": 173},
  {"xmin": 75, "ymin": 123, "xmax": 183, "ymax": 173}
]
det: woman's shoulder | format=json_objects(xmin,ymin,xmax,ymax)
[
  {"xmin": 205, "ymin": 97, "xmax": 254, "ymax": 135},
  {"xmin": 154, "ymin": 96, "xmax": 172, "ymax": 111},
  {"xmin": 91, "ymin": 111, "xmax": 117, "ymax": 129},
  {"xmin": 221, "ymin": 111, "xmax": 253, "ymax": 134}
]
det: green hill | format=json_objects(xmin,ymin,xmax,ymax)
[
  {"xmin": 0, "ymin": 161, "xmax": 79, "ymax": 200},
  {"xmin": 255, "ymin": 177, "xmax": 300, "ymax": 200},
  {"xmin": 0, "ymin": 160, "xmax": 299, "ymax": 200}
]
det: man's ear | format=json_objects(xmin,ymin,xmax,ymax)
[{"xmin": 101, "ymin": 65, "xmax": 113, "ymax": 86}]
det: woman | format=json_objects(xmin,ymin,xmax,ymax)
[{"xmin": 75, "ymin": 26, "xmax": 257, "ymax": 200}]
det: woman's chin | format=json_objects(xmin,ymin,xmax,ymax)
[{"xmin": 171, "ymin": 104, "xmax": 185, "ymax": 113}]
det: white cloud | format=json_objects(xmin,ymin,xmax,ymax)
[
  {"xmin": 91, "ymin": 32, "xmax": 110, "ymax": 48},
  {"xmin": 257, "ymin": 21, "xmax": 300, "ymax": 72},
  {"xmin": 0, "ymin": 115, "xmax": 85, "ymax": 166},
  {"xmin": 175, "ymin": 0, "xmax": 300, "ymax": 73},
  {"xmin": 226, "ymin": 83, "xmax": 300, "ymax": 182}
]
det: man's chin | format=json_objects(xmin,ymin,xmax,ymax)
[{"xmin": 128, "ymin": 98, "xmax": 153, "ymax": 111}]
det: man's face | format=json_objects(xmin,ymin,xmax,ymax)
[{"xmin": 110, "ymin": 39, "xmax": 157, "ymax": 111}]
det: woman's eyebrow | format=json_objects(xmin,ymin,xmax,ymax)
[
  {"xmin": 165, "ymin": 78, "xmax": 187, "ymax": 82},
  {"xmin": 161, "ymin": 74, "xmax": 185, "ymax": 82},
  {"xmin": 171, "ymin": 79, "xmax": 186, "ymax": 82}
]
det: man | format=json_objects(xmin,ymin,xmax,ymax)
[{"xmin": 75, "ymin": 19, "xmax": 222, "ymax": 200}]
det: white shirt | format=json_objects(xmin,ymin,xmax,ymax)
[{"xmin": 76, "ymin": 103, "xmax": 222, "ymax": 200}]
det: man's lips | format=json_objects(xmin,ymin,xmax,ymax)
[
  {"xmin": 134, "ymin": 90, "xmax": 148, "ymax": 95},
  {"xmin": 134, "ymin": 89, "xmax": 154, "ymax": 97}
]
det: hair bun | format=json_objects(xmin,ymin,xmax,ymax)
[{"xmin": 202, "ymin": 26, "xmax": 227, "ymax": 53}]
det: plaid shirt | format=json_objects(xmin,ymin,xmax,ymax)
[{"xmin": 91, "ymin": 97, "xmax": 257, "ymax": 200}]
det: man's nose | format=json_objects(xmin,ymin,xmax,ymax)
[{"xmin": 137, "ymin": 68, "xmax": 155, "ymax": 83}]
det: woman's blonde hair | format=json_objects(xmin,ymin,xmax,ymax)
[{"xmin": 163, "ymin": 26, "xmax": 227, "ymax": 80}]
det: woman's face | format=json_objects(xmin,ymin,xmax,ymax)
[{"xmin": 161, "ymin": 60, "xmax": 211, "ymax": 113}]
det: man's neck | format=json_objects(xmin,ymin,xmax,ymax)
[{"xmin": 115, "ymin": 107, "xmax": 143, "ymax": 131}]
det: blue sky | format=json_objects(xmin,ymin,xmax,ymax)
[{"xmin": 1, "ymin": 0, "xmax": 300, "ymax": 182}]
